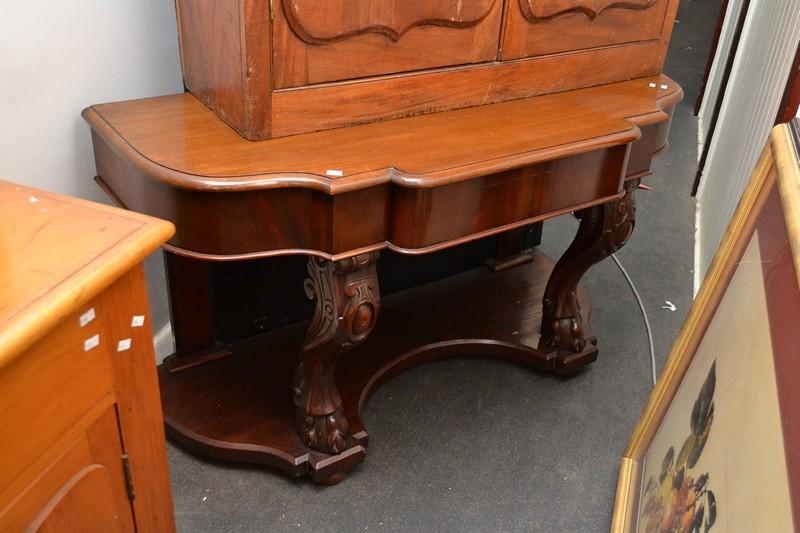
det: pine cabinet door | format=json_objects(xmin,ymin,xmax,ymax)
[{"xmin": 1, "ymin": 408, "xmax": 135, "ymax": 532}]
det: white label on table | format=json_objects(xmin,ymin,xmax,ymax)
[
  {"xmin": 117, "ymin": 338, "xmax": 132, "ymax": 352},
  {"xmin": 79, "ymin": 307, "xmax": 96, "ymax": 327},
  {"xmin": 326, "ymin": 169, "xmax": 344, "ymax": 177},
  {"xmin": 131, "ymin": 315, "xmax": 145, "ymax": 327},
  {"xmin": 84, "ymin": 334, "xmax": 100, "ymax": 352}
]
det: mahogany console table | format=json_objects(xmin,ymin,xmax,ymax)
[{"xmin": 84, "ymin": 75, "xmax": 682, "ymax": 484}]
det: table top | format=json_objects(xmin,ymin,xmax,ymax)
[
  {"xmin": 84, "ymin": 74, "xmax": 683, "ymax": 195},
  {"xmin": 0, "ymin": 181, "xmax": 174, "ymax": 367}
]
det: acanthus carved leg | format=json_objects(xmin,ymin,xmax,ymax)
[
  {"xmin": 539, "ymin": 179, "xmax": 638, "ymax": 375},
  {"xmin": 294, "ymin": 252, "xmax": 380, "ymax": 454}
]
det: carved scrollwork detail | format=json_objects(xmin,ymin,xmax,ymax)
[
  {"xmin": 585, "ymin": 178, "xmax": 637, "ymax": 264},
  {"xmin": 281, "ymin": 0, "xmax": 499, "ymax": 45},
  {"xmin": 519, "ymin": 0, "xmax": 657, "ymax": 23},
  {"xmin": 608, "ymin": 180, "xmax": 637, "ymax": 252},
  {"xmin": 302, "ymin": 257, "xmax": 338, "ymax": 352},
  {"xmin": 294, "ymin": 252, "xmax": 380, "ymax": 454},
  {"xmin": 335, "ymin": 254, "xmax": 381, "ymax": 347}
]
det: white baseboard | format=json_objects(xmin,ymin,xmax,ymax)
[{"xmin": 152, "ymin": 321, "xmax": 174, "ymax": 364}]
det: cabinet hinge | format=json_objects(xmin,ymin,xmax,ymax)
[{"xmin": 122, "ymin": 454, "xmax": 136, "ymax": 501}]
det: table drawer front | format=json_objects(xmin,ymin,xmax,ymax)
[
  {"xmin": 389, "ymin": 146, "xmax": 628, "ymax": 250},
  {"xmin": 272, "ymin": 0, "xmax": 504, "ymax": 88},
  {"xmin": 502, "ymin": 0, "xmax": 670, "ymax": 59}
]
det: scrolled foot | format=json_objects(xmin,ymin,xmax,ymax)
[
  {"xmin": 298, "ymin": 407, "xmax": 350, "ymax": 454},
  {"xmin": 552, "ymin": 339, "xmax": 598, "ymax": 377},
  {"xmin": 542, "ymin": 310, "xmax": 587, "ymax": 354}
]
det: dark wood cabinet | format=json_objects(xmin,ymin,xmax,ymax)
[{"xmin": 176, "ymin": 0, "xmax": 679, "ymax": 139}]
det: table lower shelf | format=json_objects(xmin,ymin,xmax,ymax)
[{"xmin": 158, "ymin": 250, "xmax": 592, "ymax": 483}]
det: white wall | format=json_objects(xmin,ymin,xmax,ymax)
[
  {"xmin": 0, "ymin": 0, "xmax": 184, "ymax": 352},
  {"xmin": 0, "ymin": 0, "xmax": 183, "ymax": 199},
  {"xmin": 695, "ymin": 0, "xmax": 800, "ymax": 289}
]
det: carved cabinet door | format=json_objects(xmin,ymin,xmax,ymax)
[
  {"xmin": 502, "ymin": 0, "xmax": 671, "ymax": 59},
  {"xmin": 272, "ymin": 0, "xmax": 505, "ymax": 88}
]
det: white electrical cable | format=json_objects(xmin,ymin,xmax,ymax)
[{"xmin": 611, "ymin": 253, "xmax": 657, "ymax": 387}]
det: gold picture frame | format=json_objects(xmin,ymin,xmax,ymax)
[{"xmin": 611, "ymin": 120, "xmax": 800, "ymax": 532}]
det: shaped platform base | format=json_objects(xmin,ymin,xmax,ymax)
[{"xmin": 158, "ymin": 251, "xmax": 593, "ymax": 484}]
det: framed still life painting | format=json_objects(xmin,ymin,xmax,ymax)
[{"xmin": 611, "ymin": 119, "xmax": 800, "ymax": 532}]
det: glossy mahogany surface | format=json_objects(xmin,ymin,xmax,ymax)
[{"xmin": 84, "ymin": 75, "xmax": 681, "ymax": 260}]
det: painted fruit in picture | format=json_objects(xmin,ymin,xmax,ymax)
[{"xmin": 641, "ymin": 363, "xmax": 717, "ymax": 533}]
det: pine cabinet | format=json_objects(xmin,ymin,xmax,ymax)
[{"xmin": 0, "ymin": 182, "xmax": 175, "ymax": 532}]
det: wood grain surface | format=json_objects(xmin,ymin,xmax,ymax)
[
  {"xmin": 84, "ymin": 75, "xmax": 681, "ymax": 260},
  {"xmin": 84, "ymin": 75, "xmax": 681, "ymax": 190},
  {"xmin": 0, "ymin": 181, "xmax": 174, "ymax": 368}
]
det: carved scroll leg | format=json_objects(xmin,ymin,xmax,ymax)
[
  {"xmin": 539, "ymin": 180, "xmax": 638, "ymax": 376},
  {"xmin": 294, "ymin": 252, "xmax": 380, "ymax": 458}
]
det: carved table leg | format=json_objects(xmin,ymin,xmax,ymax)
[
  {"xmin": 539, "ymin": 179, "xmax": 638, "ymax": 375},
  {"xmin": 294, "ymin": 252, "xmax": 380, "ymax": 457}
]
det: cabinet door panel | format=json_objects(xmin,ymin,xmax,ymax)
[
  {"xmin": 33, "ymin": 467, "xmax": 125, "ymax": 533},
  {"xmin": 273, "ymin": 0, "xmax": 504, "ymax": 88},
  {"xmin": 502, "ymin": 0, "xmax": 670, "ymax": 59},
  {"xmin": 0, "ymin": 408, "xmax": 135, "ymax": 532}
]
